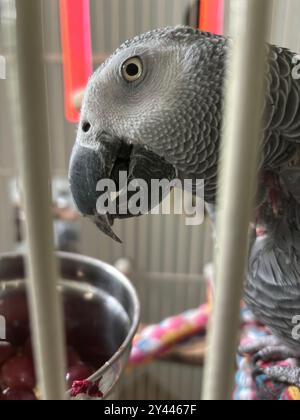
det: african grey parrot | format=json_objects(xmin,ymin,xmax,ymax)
[{"xmin": 69, "ymin": 27, "xmax": 300, "ymax": 387}]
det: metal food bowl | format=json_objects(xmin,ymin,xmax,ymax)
[{"xmin": 0, "ymin": 252, "xmax": 140, "ymax": 399}]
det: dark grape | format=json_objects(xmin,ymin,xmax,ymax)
[
  {"xmin": 1, "ymin": 355, "xmax": 36, "ymax": 390},
  {"xmin": 67, "ymin": 347, "xmax": 81, "ymax": 368},
  {"xmin": 0, "ymin": 342, "xmax": 15, "ymax": 367},
  {"xmin": 1, "ymin": 387, "xmax": 36, "ymax": 401},
  {"xmin": 66, "ymin": 363, "xmax": 94, "ymax": 388}
]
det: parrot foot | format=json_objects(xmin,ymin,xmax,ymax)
[
  {"xmin": 239, "ymin": 335, "xmax": 300, "ymax": 388},
  {"xmin": 256, "ymin": 366, "xmax": 300, "ymax": 388},
  {"xmin": 239, "ymin": 335, "xmax": 299, "ymax": 363},
  {"xmin": 252, "ymin": 345, "xmax": 299, "ymax": 364},
  {"xmin": 238, "ymin": 336, "xmax": 282, "ymax": 356}
]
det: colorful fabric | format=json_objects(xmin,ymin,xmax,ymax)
[
  {"xmin": 129, "ymin": 304, "xmax": 209, "ymax": 367},
  {"xmin": 129, "ymin": 283, "xmax": 300, "ymax": 400},
  {"xmin": 234, "ymin": 306, "xmax": 300, "ymax": 401}
]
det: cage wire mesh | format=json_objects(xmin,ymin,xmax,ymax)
[{"xmin": 0, "ymin": 0, "xmax": 300, "ymax": 400}]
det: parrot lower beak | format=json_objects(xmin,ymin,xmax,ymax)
[
  {"xmin": 69, "ymin": 132, "xmax": 177, "ymax": 243},
  {"xmin": 69, "ymin": 135, "xmax": 125, "ymax": 243}
]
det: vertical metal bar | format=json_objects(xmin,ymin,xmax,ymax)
[
  {"xmin": 93, "ymin": 0, "xmax": 106, "ymax": 54},
  {"xmin": 141, "ymin": 0, "xmax": 149, "ymax": 33},
  {"xmin": 175, "ymin": 216, "xmax": 189, "ymax": 274},
  {"xmin": 110, "ymin": 0, "xmax": 120, "ymax": 50},
  {"xmin": 283, "ymin": 0, "xmax": 299, "ymax": 52},
  {"xmin": 126, "ymin": 0, "xmax": 135, "ymax": 39},
  {"xmin": 202, "ymin": 0, "xmax": 272, "ymax": 400},
  {"xmin": 149, "ymin": 216, "xmax": 163, "ymax": 272},
  {"xmin": 265, "ymin": 0, "xmax": 285, "ymax": 45},
  {"xmin": 124, "ymin": 219, "xmax": 136, "ymax": 261},
  {"xmin": 14, "ymin": 0, "xmax": 66, "ymax": 400},
  {"xmin": 164, "ymin": 215, "xmax": 177, "ymax": 273}
]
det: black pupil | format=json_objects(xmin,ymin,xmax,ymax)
[
  {"xmin": 126, "ymin": 63, "xmax": 139, "ymax": 77},
  {"xmin": 82, "ymin": 122, "xmax": 91, "ymax": 133}
]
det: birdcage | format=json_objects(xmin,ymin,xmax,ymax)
[{"xmin": 0, "ymin": 0, "xmax": 300, "ymax": 401}]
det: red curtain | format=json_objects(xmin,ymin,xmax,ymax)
[
  {"xmin": 199, "ymin": 0, "xmax": 224, "ymax": 35},
  {"xmin": 60, "ymin": 0, "xmax": 93, "ymax": 123}
]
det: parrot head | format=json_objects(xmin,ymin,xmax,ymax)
[{"xmin": 69, "ymin": 27, "xmax": 227, "ymax": 241}]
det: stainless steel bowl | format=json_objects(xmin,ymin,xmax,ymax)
[{"xmin": 0, "ymin": 252, "xmax": 140, "ymax": 399}]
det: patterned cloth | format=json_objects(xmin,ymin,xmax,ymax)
[
  {"xmin": 234, "ymin": 306, "xmax": 300, "ymax": 401},
  {"xmin": 129, "ymin": 304, "xmax": 209, "ymax": 366},
  {"xmin": 129, "ymin": 302, "xmax": 300, "ymax": 400}
]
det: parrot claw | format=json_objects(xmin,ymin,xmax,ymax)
[
  {"xmin": 240, "ymin": 335, "xmax": 300, "ymax": 387},
  {"xmin": 252, "ymin": 364, "xmax": 300, "ymax": 389},
  {"xmin": 252, "ymin": 346, "xmax": 299, "ymax": 364},
  {"xmin": 238, "ymin": 336, "xmax": 282, "ymax": 356},
  {"xmin": 252, "ymin": 366, "xmax": 265, "ymax": 379},
  {"xmin": 262, "ymin": 366, "xmax": 300, "ymax": 388},
  {"xmin": 239, "ymin": 335, "xmax": 300, "ymax": 364}
]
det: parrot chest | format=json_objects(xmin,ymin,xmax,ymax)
[{"xmin": 245, "ymin": 234, "xmax": 300, "ymax": 352}]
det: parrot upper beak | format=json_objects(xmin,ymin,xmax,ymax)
[
  {"xmin": 69, "ymin": 133, "xmax": 125, "ymax": 243},
  {"xmin": 69, "ymin": 132, "xmax": 176, "ymax": 243}
]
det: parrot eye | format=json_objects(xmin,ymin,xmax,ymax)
[
  {"xmin": 122, "ymin": 57, "xmax": 143, "ymax": 82},
  {"xmin": 82, "ymin": 121, "xmax": 91, "ymax": 133}
]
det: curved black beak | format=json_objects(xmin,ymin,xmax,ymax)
[
  {"xmin": 69, "ymin": 132, "xmax": 176, "ymax": 243},
  {"xmin": 69, "ymin": 135, "xmax": 123, "ymax": 243}
]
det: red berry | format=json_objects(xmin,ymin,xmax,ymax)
[
  {"xmin": 66, "ymin": 363, "xmax": 94, "ymax": 388},
  {"xmin": 1, "ymin": 387, "xmax": 36, "ymax": 401},
  {"xmin": 0, "ymin": 343, "xmax": 15, "ymax": 367},
  {"xmin": 1, "ymin": 355, "xmax": 36, "ymax": 390}
]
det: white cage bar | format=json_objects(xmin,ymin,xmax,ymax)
[
  {"xmin": 202, "ymin": 0, "xmax": 272, "ymax": 400},
  {"xmin": 14, "ymin": 0, "xmax": 67, "ymax": 400}
]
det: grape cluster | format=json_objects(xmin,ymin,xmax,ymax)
[{"xmin": 0, "ymin": 294, "xmax": 95, "ymax": 400}]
